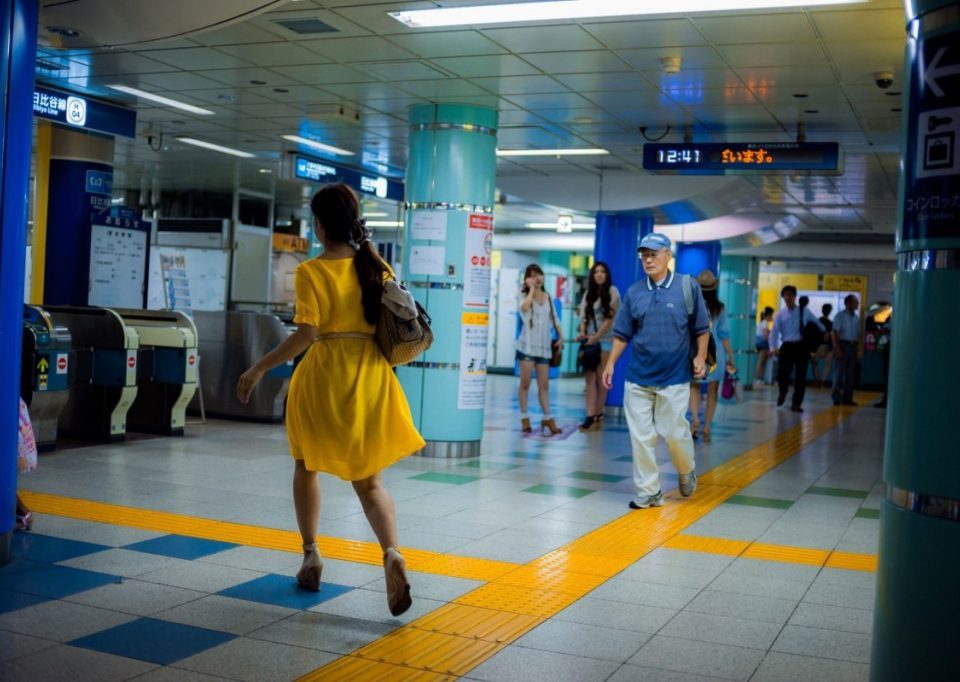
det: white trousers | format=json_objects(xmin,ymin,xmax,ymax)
[{"xmin": 623, "ymin": 381, "xmax": 696, "ymax": 497}]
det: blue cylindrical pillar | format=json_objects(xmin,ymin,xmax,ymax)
[
  {"xmin": 398, "ymin": 104, "xmax": 498, "ymax": 458},
  {"xmin": 719, "ymin": 256, "xmax": 759, "ymax": 380},
  {"xmin": 674, "ymin": 240, "xmax": 722, "ymax": 278},
  {"xmin": 0, "ymin": 0, "xmax": 39, "ymax": 565},
  {"xmin": 594, "ymin": 212, "xmax": 653, "ymax": 408},
  {"xmin": 871, "ymin": 2, "xmax": 960, "ymax": 679}
]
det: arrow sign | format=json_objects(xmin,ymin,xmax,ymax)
[
  {"xmin": 925, "ymin": 47, "xmax": 960, "ymax": 98},
  {"xmin": 37, "ymin": 357, "xmax": 49, "ymax": 373}
]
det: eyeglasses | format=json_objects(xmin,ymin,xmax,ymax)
[{"xmin": 638, "ymin": 250, "xmax": 666, "ymax": 261}]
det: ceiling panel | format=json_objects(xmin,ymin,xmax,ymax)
[
  {"xmin": 580, "ymin": 19, "xmax": 706, "ymax": 49},
  {"xmin": 551, "ymin": 71, "xmax": 653, "ymax": 93},
  {"xmin": 269, "ymin": 63, "xmax": 377, "ymax": 84},
  {"xmin": 521, "ymin": 51, "xmax": 629, "ymax": 75},
  {"xmin": 302, "ymin": 36, "xmax": 420, "ymax": 63},
  {"xmin": 692, "ymin": 12, "xmax": 817, "ymax": 44},
  {"xmin": 194, "ymin": 67, "xmax": 301, "ymax": 87},
  {"xmin": 433, "ymin": 55, "xmax": 539, "ymax": 78},
  {"xmin": 717, "ymin": 43, "xmax": 828, "ymax": 68},
  {"xmin": 618, "ymin": 46, "xmax": 727, "ymax": 72},
  {"xmin": 483, "ymin": 25, "xmax": 606, "ymax": 53},
  {"xmin": 386, "ymin": 30, "xmax": 509, "ymax": 58},
  {"xmin": 471, "ymin": 74, "xmax": 570, "ymax": 95},
  {"xmin": 809, "ymin": 8, "xmax": 906, "ymax": 41},
  {"xmin": 215, "ymin": 42, "xmax": 329, "ymax": 68},
  {"xmin": 138, "ymin": 47, "xmax": 254, "ymax": 70},
  {"xmin": 355, "ymin": 61, "xmax": 452, "ymax": 81},
  {"xmin": 133, "ymin": 72, "xmax": 229, "ymax": 91}
]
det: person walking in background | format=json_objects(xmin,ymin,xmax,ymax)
[
  {"xmin": 237, "ymin": 183, "xmax": 423, "ymax": 617},
  {"xmin": 602, "ymin": 233, "xmax": 710, "ymax": 509},
  {"xmin": 832, "ymin": 294, "xmax": 861, "ymax": 406},
  {"xmin": 577, "ymin": 261, "xmax": 620, "ymax": 432},
  {"xmin": 689, "ymin": 270, "xmax": 737, "ymax": 442},
  {"xmin": 516, "ymin": 263, "xmax": 563, "ymax": 435},
  {"xmin": 771, "ymin": 285, "xmax": 824, "ymax": 412},
  {"xmin": 812, "ymin": 303, "xmax": 835, "ymax": 387},
  {"xmin": 752, "ymin": 306, "xmax": 775, "ymax": 388}
]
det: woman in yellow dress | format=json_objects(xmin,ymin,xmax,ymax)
[{"xmin": 237, "ymin": 183, "xmax": 424, "ymax": 616}]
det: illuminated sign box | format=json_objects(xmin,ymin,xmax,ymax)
[
  {"xmin": 291, "ymin": 153, "xmax": 403, "ymax": 201},
  {"xmin": 643, "ymin": 142, "xmax": 842, "ymax": 175},
  {"xmin": 33, "ymin": 86, "xmax": 136, "ymax": 138}
]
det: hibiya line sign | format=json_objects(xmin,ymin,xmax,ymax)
[
  {"xmin": 32, "ymin": 86, "xmax": 136, "ymax": 138},
  {"xmin": 643, "ymin": 142, "xmax": 842, "ymax": 175},
  {"xmin": 288, "ymin": 153, "xmax": 404, "ymax": 202}
]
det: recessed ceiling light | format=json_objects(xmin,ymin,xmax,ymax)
[
  {"xmin": 792, "ymin": 93, "xmax": 809, "ymax": 98},
  {"xmin": 573, "ymin": 116, "xmax": 594, "ymax": 124},
  {"xmin": 218, "ymin": 94, "xmax": 238, "ymax": 102},
  {"xmin": 804, "ymin": 109, "xmax": 819, "ymax": 114},
  {"xmin": 366, "ymin": 221, "xmax": 404, "ymax": 228},
  {"xmin": 885, "ymin": 91, "xmax": 901, "ymax": 96},
  {"xmin": 250, "ymin": 80, "xmax": 267, "ymax": 85},
  {"xmin": 258, "ymin": 168, "xmax": 273, "ymax": 174},
  {"xmin": 282, "ymin": 134, "xmax": 354, "ymax": 156},
  {"xmin": 107, "ymin": 85, "xmax": 215, "ymax": 115},
  {"xmin": 175, "ymin": 137, "xmax": 255, "ymax": 158},
  {"xmin": 363, "ymin": 212, "xmax": 389, "ymax": 217},
  {"xmin": 497, "ymin": 148, "xmax": 609, "ymax": 157},
  {"xmin": 891, "ymin": 108, "xmax": 902, "ymax": 112},
  {"xmin": 389, "ymin": 0, "xmax": 866, "ymax": 28}
]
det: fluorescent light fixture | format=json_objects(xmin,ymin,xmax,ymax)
[
  {"xmin": 497, "ymin": 148, "xmax": 609, "ymax": 157},
  {"xmin": 283, "ymin": 134, "xmax": 354, "ymax": 156},
  {"xmin": 527, "ymin": 222, "xmax": 595, "ymax": 230},
  {"xmin": 363, "ymin": 212, "xmax": 389, "ymax": 217},
  {"xmin": 390, "ymin": 0, "xmax": 866, "ymax": 28},
  {"xmin": 107, "ymin": 84, "xmax": 215, "ymax": 115},
  {"xmin": 174, "ymin": 137, "xmax": 255, "ymax": 158},
  {"xmin": 366, "ymin": 220, "xmax": 403, "ymax": 228}
]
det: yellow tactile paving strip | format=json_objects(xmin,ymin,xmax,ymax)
[
  {"xmin": 666, "ymin": 533, "xmax": 877, "ymax": 572},
  {"xmin": 303, "ymin": 407, "xmax": 860, "ymax": 680},
  {"xmin": 18, "ymin": 490, "xmax": 518, "ymax": 581}
]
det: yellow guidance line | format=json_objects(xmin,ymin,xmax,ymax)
[
  {"xmin": 302, "ymin": 407, "xmax": 855, "ymax": 681},
  {"xmin": 18, "ymin": 491, "xmax": 518, "ymax": 582},
  {"xmin": 664, "ymin": 533, "xmax": 877, "ymax": 572}
]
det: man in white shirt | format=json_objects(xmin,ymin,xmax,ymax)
[
  {"xmin": 770, "ymin": 285, "xmax": 824, "ymax": 412},
  {"xmin": 831, "ymin": 294, "xmax": 861, "ymax": 406}
]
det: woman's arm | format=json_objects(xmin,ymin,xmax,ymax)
[
  {"xmin": 588, "ymin": 300, "xmax": 619, "ymax": 344},
  {"xmin": 237, "ymin": 324, "xmax": 317, "ymax": 403},
  {"xmin": 519, "ymin": 285, "xmax": 536, "ymax": 313}
]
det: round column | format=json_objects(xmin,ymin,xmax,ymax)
[
  {"xmin": 594, "ymin": 212, "xmax": 653, "ymax": 409},
  {"xmin": 398, "ymin": 104, "xmax": 498, "ymax": 458},
  {"xmin": 719, "ymin": 256, "xmax": 759, "ymax": 381},
  {"xmin": 0, "ymin": 0, "xmax": 38, "ymax": 566},
  {"xmin": 871, "ymin": 2, "xmax": 960, "ymax": 679}
]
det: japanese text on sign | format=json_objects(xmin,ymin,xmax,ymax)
[{"xmin": 721, "ymin": 148, "xmax": 773, "ymax": 165}]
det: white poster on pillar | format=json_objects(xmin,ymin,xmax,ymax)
[
  {"xmin": 458, "ymin": 312, "xmax": 489, "ymax": 410},
  {"xmin": 463, "ymin": 213, "xmax": 494, "ymax": 308}
]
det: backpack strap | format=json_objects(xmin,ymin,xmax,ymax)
[{"xmin": 681, "ymin": 274, "xmax": 695, "ymax": 317}]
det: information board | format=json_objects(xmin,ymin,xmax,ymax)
[
  {"xmin": 643, "ymin": 142, "xmax": 841, "ymax": 175},
  {"xmin": 147, "ymin": 247, "xmax": 229, "ymax": 312},
  {"xmin": 88, "ymin": 224, "xmax": 148, "ymax": 308}
]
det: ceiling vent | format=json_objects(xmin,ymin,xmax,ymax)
[{"xmin": 272, "ymin": 18, "xmax": 339, "ymax": 34}]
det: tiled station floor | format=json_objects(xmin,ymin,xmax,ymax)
[{"xmin": 2, "ymin": 375, "xmax": 883, "ymax": 681}]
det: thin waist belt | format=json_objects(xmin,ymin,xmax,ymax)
[{"xmin": 314, "ymin": 332, "xmax": 375, "ymax": 342}]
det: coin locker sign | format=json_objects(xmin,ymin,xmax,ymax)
[
  {"xmin": 458, "ymin": 312, "xmax": 489, "ymax": 410},
  {"xmin": 902, "ymin": 30, "xmax": 960, "ymax": 248}
]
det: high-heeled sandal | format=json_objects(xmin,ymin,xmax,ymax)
[
  {"xmin": 702, "ymin": 428, "xmax": 712, "ymax": 443},
  {"xmin": 15, "ymin": 511, "xmax": 33, "ymax": 531},
  {"xmin": 384, "ymin": 547, "xmax": 412, "ymax": 616},
  {"xmin": 592, "ymin": 413, "xmax": 605, "ymax": 431},
  {"xmin": 578, "ymin": 415, "xmax": 595, "ymax": 432},
  {"xmin": 296, "ymin": 543, "xmax": 323, "ymax": 592},
  {"xmin": 691, "ymin": 421, "xmax": 700, "ymax": 440},
  {"xmin": 521, "ymin": 417, "xmax": 532, "ymax": 433},
  {"xmin": 541, "ymin": 418, "xmax": 561, "ymax": 435}
]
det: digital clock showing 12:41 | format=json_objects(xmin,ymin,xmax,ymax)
[{"xmin": 657, "ymin": 148, "xmax": 702, "ymax": 164}]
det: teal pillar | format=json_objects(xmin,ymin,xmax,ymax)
[
  {"xmin": 398, "ymin": 104, "xmax": 498, "ymax": 458},
  {"xmin": 871, "ymin": 1, "xmax": 960, "ymax": 679},
  {"xmin": 719, "ymin": 256, "xmax": 759, "ymax": 381}
]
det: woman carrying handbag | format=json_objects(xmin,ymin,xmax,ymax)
[{"xmin": 516, "ymin": 263, "xmax": 564, "ymax": 435}]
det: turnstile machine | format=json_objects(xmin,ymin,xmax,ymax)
[
  {"xmin": 190, "ymin": 310, "xmax": 297, "ymax": 422},
  {"xmin": 21, "ymin": 306, "xmax": 72, "ymax": 449},
  {"xmin": 44, "ymin": 306, "xmax": 140, "ymax": 442},
  {"xmin": 113, "ymin": 309, "xmax": 198, "ymax": 435}
]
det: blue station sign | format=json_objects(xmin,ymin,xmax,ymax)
[
  {"xmin": 643, "ymin": 142, "xmax": 842, "ymax": 175},
  {"xmin": 33, "ymin": 86, "xmax": 137, "ymax": 138},
  {"xmin": 292, "ymin": 153, "xmax": 404, "ymax": 202}
]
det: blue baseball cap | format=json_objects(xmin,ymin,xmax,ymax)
[{"xmin": 638, "ymin": 232, "xmax": 672, "ymax": 252}]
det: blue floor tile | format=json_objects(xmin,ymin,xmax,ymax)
[
  {"xmin": 0, "ymin": 589, "xmax": 50, "ymax": 614},
  {"xmin": 218, "ymin": 573, "xmax": 353, "ymax": 610},
  {"xmin": 69, "ymin": 617, "xmax": 235, "ymax": 665},
  {"xmin": 0, "ymin": 556, "xmax": 45, "ymax": 576},
  {"xmin": 11, "ymin": 533, "xmax": 111, "ymax": 564},
  {"xmin": 3, "ymin": 563, "xmax": 119, "ymax": 599},
  {"xmin": 123, "ymin": 534, "xmax": 238, "ymax": 560}
]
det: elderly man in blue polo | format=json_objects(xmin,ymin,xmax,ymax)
[{"xmin": 602, "ymin": 232, "xmax": 711, "ymax": 509}]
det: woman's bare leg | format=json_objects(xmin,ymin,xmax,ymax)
[
  {"xmin": 352, "ymin": 473, "xmax": 397, "ymax": 552},
  {"xmin": 293, "ymin": 460, "xmax": 321, "ymax": 547},
  {"xmin": 518, "ymin": 361, "xmax": 533, "ymax": 414}
]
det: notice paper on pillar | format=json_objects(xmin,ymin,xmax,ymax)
[
  {"xmin": 411, "ymin": 211, "xmax": 447, "ymax": 241},
  {"xmin": 88, "ymin": 224, "xmax": 148, "ymax": 308},
  {"xmin": 458, "ymin": 312, "xmax": 489, "ymax": 410},
  {"xmin": 463, "ymin": 214, "xmax": 494, "ymax": 308},
  {"xmin": 408, "ymin": 245, "xmax": 445, "ymax": 276}
]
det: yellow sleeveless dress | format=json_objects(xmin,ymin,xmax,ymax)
[{"xmin": 286, "ymin": 257, "xmax": 425, "ymax": 479}]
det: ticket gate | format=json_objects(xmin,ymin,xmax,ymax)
[
  {"xmin": 44, "ymin": 306, "xmax": 140, "ymax": 442},
  {"xmin": 190, "ymin": 311, "xmax": 297, "ymax": 422},
  {"xmin": 21, "ymin": 306, "xmax": 72, "ymax": 449},
  {"xmin": 114, "ymin": 309, "xmax": 198, "ymax": 436}
]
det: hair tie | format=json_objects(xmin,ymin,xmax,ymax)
[{"xmin": 346, "ymin": 217, "xmax": 372, "ymax": 248}]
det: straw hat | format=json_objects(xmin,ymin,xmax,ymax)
[{"xmin": 696, "ymin": 269, "xmax": 718, "ymax": 292}]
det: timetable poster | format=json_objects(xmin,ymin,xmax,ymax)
[{"xmin": 88, "ymin": 224, "xmax": 148, "ymax": 308}]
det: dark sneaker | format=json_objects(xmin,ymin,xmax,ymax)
[
  {"xmin": 790, "ymin": 405, "xmax": 804, "ymax": 413},
  {"xmin": 776, "ymin": 394, "xmax": 786, "ymax": 407},
  {"xmin": 679, "ymin": 470, "xmax": 697, "ymax": 497},
  {"xmin": 843, "ymin": 401, "xmax": 858, "ymax": 406},
  {"xmin": 629, "ymin": 491, "xmax": 664, "ymax": 509}
]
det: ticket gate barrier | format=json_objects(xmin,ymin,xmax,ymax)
[
  {"xmin": 21, "ymin": 306, "xmax": 72, "ymax": 449},
  {"xmin": 113, "ymin": 309, "xmax": 198, "ymax": 436},
  {"xmin": 190, "ymin": 311, "xmax": 297, "ymax": 422},
  {"xmin": 43, "ymin": 306, "xmax": 139, "ymax": 442}
]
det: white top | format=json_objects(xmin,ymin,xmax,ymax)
[
  {"xmin": 770, "ymin": 305, "xmax": 824, "ymax": 349},
  {"xmin": 516, "ymin": 293, "xmax": 555, "ymax": 359},
  {"xmin": 578, "ymin": 286, "xmax": 621, "ymax": 343},
  {"xmin": 755, "ymin": 320, "xmax": 769, "ymax": 339}
]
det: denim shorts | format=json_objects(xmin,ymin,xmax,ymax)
[
  {"xmin": 516, "ymin": 350, "xmax": 549, "ymax": 365},
  {"xmin": 755, "ymin": 339, "xmax": 770, "ymax": 352}
]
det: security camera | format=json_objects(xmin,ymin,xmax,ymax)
[{"xmin": 873, "ymin": 71, "xmax": 894, "ymax": 89}]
